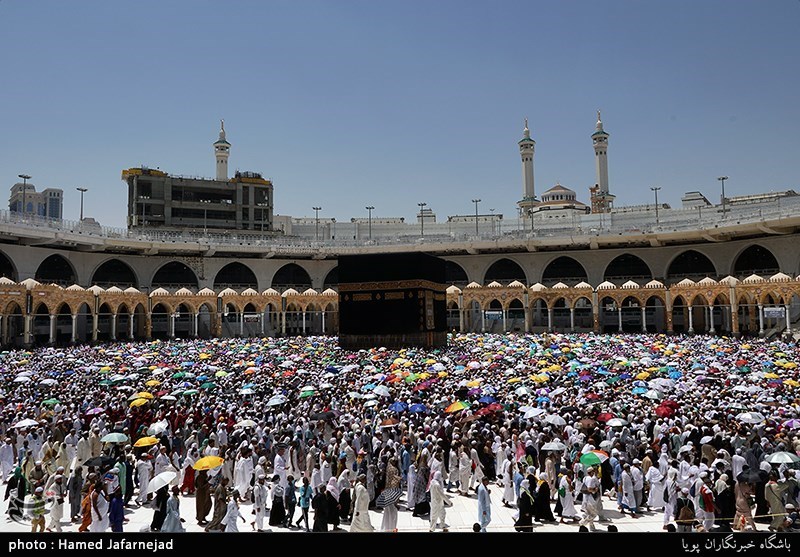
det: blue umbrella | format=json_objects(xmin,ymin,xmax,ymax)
[
  {"xmin": 478, "ymin": 396, "xmax": 495, "ymax": 404},
  {"xmin": 362, "ymin": 383, "xmax": 376, "ymax": 392},
  {"xmin": 389, "ymin": 401, "xmax": 408, "ymax": 413},
  {"xmin": 182, "ymin": 362, "xmax": 194, "ymax": 368},
  {"xmin": 197, "ymin": 375, "xmax": 209, "ymax": 381},
  {"xmin": 579, "ymin": 375, "xmax": 591, "ymax": 382},
  {"xmin": 619, "ymin": 373, "xmax": 631, "ymax": 380},
  {"xmin": 409, "ymin": 404, "xmax": 427, "ymax": 413},
  {"xmin": 325, "ymin": 366, "xmax": 339, "ymax": 373},
  {"xmin": 632, "ymin": 387, "xmax": 648, "ymax": 395},
  {"xmin": 597, "ymin": 370, "xmax": 613, "ymax": 376},
  {"xmin": 242, "ymin": 383, "xmax": 255, "ymax": 389},
  {"xmin": 536, "ymin": 396, "xmax": 550, "ymax": 403},
  {"xmin": 632, "ymin": 380, "xmax": 647, "ymax": 387},
  {"xmin": 669, "ymin": 371, "xmax": 682, "ymax": 380}
]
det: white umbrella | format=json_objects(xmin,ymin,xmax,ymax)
[
  {"xmin": 236, "ymin": 419, "xmax": 257, "ymax": 428},
  {"xmin": 364, "ymin": 400, "xmax": 378, "ymax": 408},
  {"xmin": 300, "ymin": 385, "xmax": 315, "ymax": 392},
  {"xmin": 347, "ymin": 392, "xmax": 363, "ymax": 400},
  {"xmin": 541, "ymin": 441, "xmax": 566, "ymax": 451},
  {"xmin": 13, "ymin": 376, "xmax": 31, "ymax": 383},
  {"xmin": 266, "ymin": 395, "xmax": 286, "ymax": 406},
  {"xmin": 280, "ymin": 361, "xmax": 294, "ymax": 368},
  {"xmin": 606, "ymin": 418, "xmax": 629, "ymax": 427},
  {"xmin": 550, "ymin": 387, "xmax": 566, "ymax": 397},
  {"xmin": 160, "ymin": 395, "xmax": 177, "ymax": 401},
  {"xmin": 765, "ymin": 452, "xmax": 800, "ymax": 464},
  {"xmin": 700, "ymin": 435, "xmax": 714, "ymax": 445},
  {"xmin": 515, "ymin": 386, "xmax": 531, "ymax": 396},
  {"xmin": 524, "ymin": 408, "xmax": 546, "ymax": 419},
  {"xmin": 373, "ymin": 386, "xmax": 391, "ymax": 397},
  {"xmin": 732, "ymin": 385, "xmax": 749, "ymax": 393},
  {"xmin": 147, "ymin": 471, "xmax": 177, "ymax": 494},
  {"xmin": 148, "ymin": 421, "xmax": 169, "ymax": 436},
  {"xmin": 544, "ymin": 415, "xmax": 567, "ymax": 427},
  {"xmin": 39, "ymin": 378, "xmax": 58, "ymax": 386},
  {"xmin": 13, "ymin": 418, "xmax": 39, "ymax": 428},
  {"xmin": 239, "ymin": 388, "xmax": 255, "ymax": 395},
  {"xmin": 362, "ymin": 393, "xmax": 377, "ymax": 400},
  {"xmin": 737, "ymin": 412, "xmax": 766, "ymax": 424},
  {"xmin": 599, "ymin": 440, "xmax": 613, "ymax": 450},
  {"xmin": 644, "ymin": 389, "xmax": 664, "ymax": 400}
]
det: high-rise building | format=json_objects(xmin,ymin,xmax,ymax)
[
  {"xmin": 121, "ymin": 122, "xmax": 274, "ymax": 233},
  {"xmin": 9, "ymin": 182, "xmax": 63, "ymax": 219}
]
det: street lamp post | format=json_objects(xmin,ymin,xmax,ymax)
[
  {"xmin": 650, "ymin": 186, "xmax": 661, "ymax": 226},
  {"xmin": 489, "ymin": 208, "xmax": 495, "ymax": 236},
  {"xmin": 257, "ymin": 202, "xmax": 269, "ymax": 233},
  {"xmin": 417, "ymin": 202, "xmax": 427, "ymax": 237},
  {"xmin": 18, "ymin": 174, "xmax": 31, "ymax": 217},
  {"xmin": 140, "ymin": 195, "xmax": 150, "ymax": 227},
  {"xmin": 76, "ymin": 187, "xmax": 88, "ymax": 221},
  {"xmin": 200, "ymin": 199, "xmax": 212, "ymax": 236},
  {"xmin": 365, "ymin": 205, "xmax": 374, "ymax": 240},
  {"xmin": 717, "ymin": 176, "xmax": 728, "ymax": 217},
  {"xmin": 312, "ymin": 206, "xmax": 322, "ymax": 240},
  {"xmin": 472, "ymin": 198, "xmax": 481, "ymax": 236}
]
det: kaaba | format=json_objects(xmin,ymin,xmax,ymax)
[{"xmin": 338, "ymin": 253, "xmax": 447, "ymax": 349}]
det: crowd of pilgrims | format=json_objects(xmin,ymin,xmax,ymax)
[{"xmin": 2, "ymin": 332, "xmax": 800, "ymax": 533}]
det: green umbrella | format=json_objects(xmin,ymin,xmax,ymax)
[
  {"xmin": 606, "ymin": 377, "xmax": 621, "ymax": 385},
  {"xmin": 101, "ymin": 432, "xmax": 128, "ymax": 443},
  {"xmin": 172, "ymin": 372, "xmax": 185, "ymax": 379},
  {"xmin": 579, "ymin": 451, "xmax": 608, "ymax": 467},
  {"xmin": 200, "ymin": 382, "xmax": 216, "ymax": 390},
  {"xmin": 183, "ymin": 389, "xmax": 199, "ymax": 395},
  {"xmin": 99, "ymin": 380, "xmax": 113, "ymax": 386},
  {"xmin": 42, "ymin": 398, "xmax": 60, "ymax": 405},
  {"xmin": 299, "ymin": 390, "xmax": 315, "ymax": 399}
]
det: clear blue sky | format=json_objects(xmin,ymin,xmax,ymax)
[{"xmin": 2, "ymin": 1, "xmax": 798, "ymax": 227}]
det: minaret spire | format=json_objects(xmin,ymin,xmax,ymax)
[{"xmin": 214, "ymin": 119, "xmax": 231, "ymax": 181}]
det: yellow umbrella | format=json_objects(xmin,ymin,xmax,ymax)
[
  {"xmin": 134, "ymin": 392, "xmax": 154, "ymax": 399},
  {"xmin": 466, "ymin": 380, "xmax": 481, "ymax": 388},
  {"xmin": 533, "ymin": 374, "xmax": 550, "ymax": 383},
  {"xmin": 418, "ymin": 372, "xmax": 430, "ymax": 379},
  {"xmin": 764, "ymin": 373, "xmax": 780, "ymax": 379},
  {"xmin": 145, "ymin": 380, "xmax": 161, "ymax": 387},
  {"xmin": 425, "ymin": 359, "xmax": 437, "ymax": 365},
  {"xmin": 403, "ymin": 361, "xmax": 413, "ymax": 368},
  {"xmin": 437, "ymin": 371, "xmax": 448, "ymax": 378},
  {"xmin": 636, "ymin": 372, "xmax": 650, "ymax": 380},
  {"xmin": 133, "ymin": 436, "xmax": 159, "ymax": 448},
  {"xmin": 129, "ymin": 398, "xmax": 148, "ymax": 408},
  {"xmin": 785, "ymin": 362, "xmax": 797, "ymax": 369},
  {"xmin": 507, "ymin": 377, "xmax": 522, "ymax": 384},
  {"xmin": 784, "ymin": 379, "xmax": 799, "ymax": 387},
  {"xmin": 215, "ymin": 371, "xmax": 229, "ymax": 378},
  {"xmin": 193, "ymin": 456, "xmax": 225, "ymax": 471}
]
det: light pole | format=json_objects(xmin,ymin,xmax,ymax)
[
  {"xmin": 365, "ymin": 205, "xmax": 374, "ymax": 240},
  {"xmin": 489, "ymin": 208, "xmax": 495, "ymax": 236},
  {"xmin": 472, "ymin": 198, "xmax": 481, "ymax": 236},
  {"xmin": 650, "ymin": 186, "xmax": 661, "ymax": 226},
  {"xmin": 717, "ymin": 176, "xmax": 728, "ymax": 217},
  {"xmin": 527, "ymin": 208, "xmax": 534, "ymax": 235},
  {"xmin": 140, "ymin": 195, "xmax": 149, "ymax": 227},
  {"xmin": 18, "ymin": 174, "xmax": 31, "ymax": 217},
  {"xmin": 76, "ymin": 187, "xmax": 88, "ymax": 221},
  {"xmin": 312, "ymin": 206, "xmax": 322, "ymax": 240},
  {"xmin": 257, "ymin": 202, "xmax": 269, "ymax": 233},
  {"xmin": 417, "ymin": 202, "xmax": 427, "ymax": 237},
  {"xmin": 200, "ymin": 199, "xmax": 212, "ymax": 235}
]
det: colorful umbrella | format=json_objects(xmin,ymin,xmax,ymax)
[
  {"xmin": 446, "ymin": 400, "xmax": 470, "ymax": 413},
  {"xmin": 133, "ymin": 436, "xmax": 159, "ymax": 448}
]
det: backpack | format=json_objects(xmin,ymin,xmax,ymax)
[{"xmin": 678, "ymin": 500, "xmax": 695, "ymax": 522}]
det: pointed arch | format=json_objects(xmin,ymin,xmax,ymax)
[
  {"xmin": 604, "ymin": 254, "xmax": 652, "ymax": 282},
  {"xmin": 152, "ymin": 261, "xmax": 198, "ymax": 290},
  {"xmin": 667, "ymin": 250, "xmax": 716, "ymax": 281},
  {"xmin": 733, "ymin": 245, "xmax": 780, "ymax": 277},
  {"xmin": 323, "ymin": 266, "xmax": 339, "ymax": 289},
  {"xmin": 272, "ymin": 263, "xmax": 312, "ymax": 291},
  {"xmin": 91, "ymin": 258, "xmax": 138, "ymax": 288},
  {"xmin": 483, "ymin": 258, "xmax": 527, "ymax": 284},
  {"xmin": 444, "ymin": 260, "xmax": 468, "ymax": 286},
  {"xmin": 0, "ymin": 250, "xmax": 18, "ymax": 281},
  {"xmin": 542, "ymin": 256, "xmax": 587, "ymax": 285},
  {"xmin": 214, "ymin": 262, "xmax": 258, "ymax": 290},
  {"xmin": 35, "ymin": 254, "xmax": 76, "ymax": 286}
]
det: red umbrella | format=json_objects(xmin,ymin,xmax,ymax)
[
  {"xmin": 475, "ymin": 408, "xmax": 493, "ymax": 417},
  {"xmin": 662, "ymin": 400, "xmax": 680, "ymax": 410},
  {"xmin": 597, "ymin": 412, "xmax": 615, "ymax": 422},
  {"xmin": 655, "ymin": 405, "xmax": 674, "ymax": 418},
  {"xmin": 487, "ymin": 402, "xmax": 504, "ymax": 412},
  {"xmin": 586, "ymin": 393, "xmax": 601, "ymax": 401}
]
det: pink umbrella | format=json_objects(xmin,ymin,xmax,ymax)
[{"xmin": 86, "ymin": 407, "xmax": 105, "ymax": 415}]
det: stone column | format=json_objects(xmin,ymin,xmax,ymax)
[
  {"xmin": 92, "ymin": 313, "xmax": 99, "ymax": 342},
  {"xmin": 168, "ymin": 313, "xmax": 175, "ymax": 338},
  {"xmin": 617, "ymin": 307, "xmax": 622, "ymax": 331},
  {"xmin": 502, "ymin": 309, "xmax": 507, "ymax": 332},
  {"xmin": 111, "ymin": 314, "xmax": 117, "ymax": 340},
  {"xmin": 301, "ymin": 311, "xmax": 306, "ymax": 335},
  {"xmin": 665, "ymin": 290, "xmax": 673, "ymax": 333},
  {"xmin": 641, "ymin": 306, "xmax": 647, "ymax": 332},
  {"xmin": 459, "ymin": 294, "xmax": 465, "ymax": 332},
  {"xmin": 758, "ymin": 304, "xmax": 764, "ymax": 336},
  {"xmin": 786, "ymin": 304, "xmax": 792, "ymax": 334},
  {"xmin": 480, "ymin": 307, "xmax": 486, "ymax": 333},
  {"xmin": 547, "ymin": 308, "xmax": 553, "ymax": 332},
  {"xmin": 281, "ymin": 311, "xmax": 286, "ymax": 336},
  {"xmin": 709, "ymin": 305, "xmax": 715, "ymax": 334},
  {"xmin": 130, "ymin": 314, "xmax": 135, "ymax": 339},
  {"xmin": 49, "ymin": 314, "xmax": 56, "ymax": 344},
  {"xmin": 24, "ymin": 315, "xmax": 32, "ymax": 346},
  {"xmin": 523, "ymin": 291, "xmax": 531, "ymax": 333},
  {"xmin": 321, "ymin": 311, "xmax": 326, "ymax": 335},
  {"xmin": 592, "ymin": 297, "xmax": 600, "ymax": 334},
  {"xmin": 240, "ymin": 312, "xmax": 245, "ymax": 336},
  {"xmin": 145, "ymin": 314, "xmax": 152, "ymax": 339},
  {"xmin": 71, "ymin": 314, "xmax": 77, "ymax": 343},
  {"xmin": 261, "ymin": 311, "xmax": 266, "ymax": 336},
  {"xmin": 570, "ymin": 307, "xmax": 575, "ymax": 332},
  {"xmin": 688, "ymin": 306, "xmax": 694, "ymax": 334}
]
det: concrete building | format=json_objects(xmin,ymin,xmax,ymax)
[
  {"xmin": 121, "ymin": 122, "xmax": 274, "ymax": 234},
  {"xmin": 9, "ymin": 182, "xmax": 63, "ymax": 219}
]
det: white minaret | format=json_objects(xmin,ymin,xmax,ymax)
[
  {"xmin": 519, "ymin": 118, "xmax": 535, "ymax": 201},
  {"xmin": 214, "ymin": 119, "xmax": 230, "ymax": 181},
  {"xmin": 592, "ymin": 110, "xmax": 609, "ymax": 194}
]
